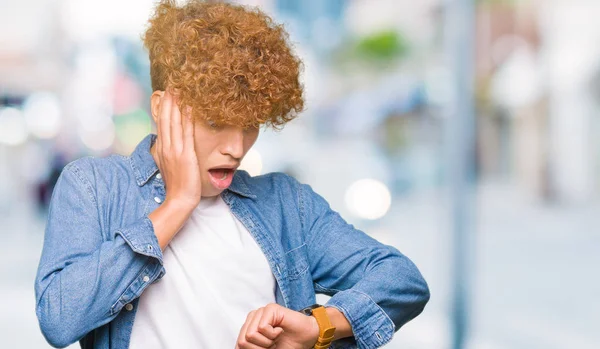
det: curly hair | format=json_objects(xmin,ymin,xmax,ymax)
[{"xmin": 143, "ymin": 0, "xmax": 304, "ymax": 129}]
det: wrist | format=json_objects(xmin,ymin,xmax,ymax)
[
  {"xmin": 164, "ymin": 197, "xmax": 198, "ymax": 212},
  {"xmin": 149, "ymin": 198, "xmax": 195, "ymax": 250},
  {"xmin": 300, "ymin": 304, "xmax": 337, "ymax": 349},
  {"xmin": 308, "ymin": 314, "xmax": 320, "ymax": 347},
  {"xmin": 325, "ymin": 307, "xmax": 353, "ymax": 341}
]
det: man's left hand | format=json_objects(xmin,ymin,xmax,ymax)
[{"xmin": 235, "ymin": 303, "xmax": 320, "ymax": 349}]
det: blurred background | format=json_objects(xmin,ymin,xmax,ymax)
[{"xmin": 1, "ymin": 0, "xmax": 599, "ymax": 348}]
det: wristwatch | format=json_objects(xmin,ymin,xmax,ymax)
[{"xmin": 299, "ymin": 304, "xmax": 336, "ymax": 349}]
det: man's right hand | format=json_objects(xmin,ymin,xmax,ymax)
[
  {"xmin": 148, "ymin": 90, "xmax": 201, "ymax": 250},
  {"xmin": 154, "ymin": 90, "xmax": 202, "ymax": 209}
]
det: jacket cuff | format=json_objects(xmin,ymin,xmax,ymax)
[
  {"xmin": 115, "ymin": 216, "xmax": 163, "ymax": 264},
  {"xmin": 326, "ymin": 289, "xmax": 395, "ymax": 349}
]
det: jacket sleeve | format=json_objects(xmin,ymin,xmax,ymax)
[
  {"xmin": 299, "ymin": 182, "xmax": 430, "ymax": 349},
  {"xmin": 34, "ymin": 162, "xmax": 164, "ymax": 348}
]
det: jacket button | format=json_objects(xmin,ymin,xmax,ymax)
[
  {"xmin": 143, "ymin": 275, "xmax": 150, "ymax": 282},
  {"xmin": 125, "ymin": 303, "xmax": 134, "ymax": 311},
  {"xmin": 154, "ymin": 197, "xmax": 162, "ymax": 203}
]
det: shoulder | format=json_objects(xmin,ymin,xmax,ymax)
[
  {"xmin": 60, "ymin": 154, "xmax": 136, "ymax": 194},
  {"xmin": 63, "ymin": 154, "xmax": 131, "ymax": 179},
  {"xmin": 234, "ymin": 170, "xmax": 329, "ymax": 216},
  {"xmin": 238, "ymin": 170, "xmax": 302, "ymax": 198}
]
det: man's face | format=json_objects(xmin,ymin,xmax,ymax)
[
  {"xmin": 192, "ymin": 120, "xmax": 259, "ymax": 198},
  {"xmin": 150, "ymin": 91, "xmax": 260, "ymax": 198}
]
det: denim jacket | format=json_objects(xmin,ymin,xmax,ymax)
[{"xmin": 35, "ymin": 134, "xmax": 430, "ymax": 349}]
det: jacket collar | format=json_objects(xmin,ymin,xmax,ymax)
[{"xmin": 128, "ymin": 134, "xmax": 255, "ymax": 198}]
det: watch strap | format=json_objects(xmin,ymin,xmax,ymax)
[{"xmin": 311, "ymin": 306, "xmax": 336, "ymax": 349}]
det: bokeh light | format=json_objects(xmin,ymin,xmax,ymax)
[
  {"xmin": 0, "ymin": 107, "xmax": 29, "ymax": 146},
  {"xmin": 22, "ymin": 92, "xmax": 62, "ymax": 139},
  {"xmin": 344, "ymin": 178, "xmax": 392, "ymax": 220},
  {"xmin": 78, "ymin": 120, "xmax": 116, "ymax": 152}
]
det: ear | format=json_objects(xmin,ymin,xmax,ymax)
[{"xmin": 150, "ymin": 90, "xmax": 165, "ymax": 125}]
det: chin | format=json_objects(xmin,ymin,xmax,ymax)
[{"xmin": 201, "ymin": 188, "xmax": 223, "ymax": 198}]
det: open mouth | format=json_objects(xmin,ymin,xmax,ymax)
[
  {"xmin": 208, "ymin": 168, "xmax": 236, "ymax": 189},
  {"xmin": 210, "ymin": 169, "xmax": 230, "ymax": 180}
]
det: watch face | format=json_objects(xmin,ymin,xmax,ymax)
[
  {"xmin": 300, "ymin": 308, "xmax": 313, "ymax": 316},
  {"xmin": 300, "ymin": 304, "xmax": 322, "ymax": 316}
]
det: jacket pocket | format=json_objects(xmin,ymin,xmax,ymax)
[{"xmin": 283, "ymin": 243, "xmax": 309, "ymax": 280}]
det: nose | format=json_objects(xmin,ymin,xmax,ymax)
[{"xmin": 220, "ymin": 127, "xmax": 245, "ymax": 160}]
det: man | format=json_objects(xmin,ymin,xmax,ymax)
[{"xmin": 34, "ymin": 1, "xmax": 430, "ymax": 348}]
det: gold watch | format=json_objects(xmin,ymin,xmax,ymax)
[{"xmin": 300, "ymin": 304, "xmax": 336, "ymax": 349}]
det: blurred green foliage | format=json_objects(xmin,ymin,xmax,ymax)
[{"xmin": 354, "ymin": 30, "xmax": 408, "ymax": 61}]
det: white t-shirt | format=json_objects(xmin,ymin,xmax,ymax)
[{"xmin": 129, "ymin": 195, "xmax": 277, "ymax": 348}]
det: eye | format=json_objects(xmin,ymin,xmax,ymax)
[{"xmin": 206, "ymin": 120, "xmax": 218, "ymax": 129}]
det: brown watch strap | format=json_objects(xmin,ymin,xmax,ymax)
[{"xmin": 311, "ymin": 306, "xmax": 336, "ymax": 349}]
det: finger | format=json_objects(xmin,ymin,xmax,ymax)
[
  {"xmin": 257, "ymin": 309, "xmax": 284, "ymax": 341},
  {"xmin": 154, "ymin": 136, "xmax": 163, "ymax": 174},
  {"xmin": 159, "ymin": 91, "xmax": 172, "ymax": 149},
  {"xmin": 246, "ymin": 309, "xmax": 275, "ymax": 347},
  {"xmin": 235, "ymin": 341, "xmax": 265, "ymax": 349},
  {"xmin": 236, "ymin": 311, "xmax": 256, "ymax": 349},
  {"xmin": 170, "ymin": 94, "xmax": 183, "ymax": 153},
  {"xmin": 154, "ymin": 91, "xmax": 163, "ymax": 138},
  {"xmin": 182, "ymin": 107, "xmax": 194, "ymax": 151}
]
